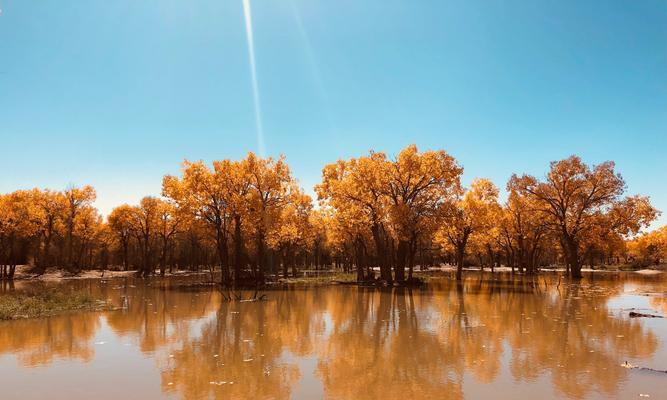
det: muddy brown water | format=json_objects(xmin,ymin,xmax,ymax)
[{"xmin": 1, "ymin": 273, "xmax": 666, "ymax": 399}]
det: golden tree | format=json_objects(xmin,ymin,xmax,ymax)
[
  {"xmin": 383, "ymin": 145, "xmax": 463, "ymax": 281},
  {"xmin": 437, "ymin": 178, "xmax": 501, "ymax": 280},
  {"xmin": 129, "ymin": 196, "xmax": 162, "ymax": 277},
  {"xmin": 510, "ymin": 156, "xmax": 657, "ymax": 278},
  {"xmin": 318, "ymin": 145, "xmax": 462, "ymax": 282},
  {"xmin": 243, "ymin": 153, "xmax": 294, "ymax": 282},
  {"xmin": 163, "ymin": 160, "xmax": 234, "ymax": 283},
  {"xmin": 317, "ymin": 151, "xmax": 391, "ymax": 280},
  {"xmin": 0, "ymin": 191, "xmax": 41, "ymax": 279},
  {"xmin": 108, "ymin": 204, "xmax": 135, "ymax": 271},
  {"xmin": 72, "ymin": 206, "xmax": 105, "ymax": 269},
  {"xmin": 503, "ymin": 179, "xmax": 550, "ymax": 273},
  {"xmin": 627, "ymin": 225, "xmax": 667, "ymax": 266},
  {"xmin": 32, "ymin": 189, "xmax": 66, "ymax": 271},
  {"xmin": 267, "ymin": 188, "xmax": 314, "ymax": 278},
  {"xmin": 156, "ymin": 200, "xmax": 183, "ymax": 275},
  {"xmin": 62, "ymin": 185, "xmax": 96, "ymax": 272}
]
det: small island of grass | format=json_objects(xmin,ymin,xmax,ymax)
[{"xmin": 0, "ymin": 290, "xmax": 110, "ymax": 320}]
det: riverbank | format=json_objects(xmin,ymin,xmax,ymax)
[
  {"xmin": 6, "ymin": 263, "xmax": 664, "ymax": 286},
  {"xmin": 9, "ymin": 265, "xmax": 210, "ymax": 282}
]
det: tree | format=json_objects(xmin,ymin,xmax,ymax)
[
  {"xmin": 502, "ymin": 181, "xmax": 550, "ymax": 274},
  {"xmin": 32, "ymin": 189, "xmax": 66, "ymax": 271},
  {"xmin": 267, "ymin": 189, "xmax": 314, "ymax": 278},
  {"xmin": 383, "ymin": 145, "xmax": 463, "ymax": 281},
  {"xmin": 627, "ymin": 225, "xmax": 667, "ymax": 266},
  {"xmin": 156, "ymin": 200, "xmax": 183, "ymax": 276},
  {"xmin": 108, "ymin": 205, "xmax": 136, "ymax": 271},
  {"xmin": 163, "ymin": 161, "xmax": 233, "ymax": 284},
  {"xmin": 244, "ymin": 153, "xmax": 294, "ymax": 283},
  {"xmin": 510, "ymin": 156, "xmax": 658, "ymax": 278},
  {"xmin": 317, "ymin": 152, "xmax": 392, "ymax": 281},
  {"xmin": 437, "ymin": 178, "xmax": 500, "ymax": 280},
  {"xmin": 63, "ymin": 186, "xmax": 96, "ymax": 272},
  {"xmin": 72, "ymin": 206, "xmax": 104, "ymax": 269},
  {"xmin": 0, "ymin": 191, "xmax": 40, "ymax": 279},
  {"xmin": 163, "ymin": 154, "xmax": 301, "ymax": 285},
  {"xmin": 129, "ymin": 197, "xmax": 161, "ymax": 277},
  {"xmin": 318, "ymin": 145, "xmax": 463, "ymax": 282}
]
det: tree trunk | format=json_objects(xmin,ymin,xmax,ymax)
[
  {"xmin": 217, "ymin": 229, "xmax": 230, "ymax": 285},
  {"xmin": 372, "ymin": 223, "xmax": 392, "ymax": 283},
  {"xmin": 566, "ymin": 239, "xmax": 582, "ymax": 279},
  {"xmin": 455, "ymin": 244, "xmax": 465, "ymax": 281},
  {"xmin": 355, "ymin": 237, "xmax": 365, "ymax": 282},
  {"xmin": 233, "ymin": 214, "xmax": 243, "ymax": 283},
  {"xmin": 282, "ymin": 246, "xmax": 289, "ymax": 278},
  {"xmin": 394, "ymin": 240, "xmax": 409, "ymax": 283},
  {"xmin": 256, "ymin": 230, "xmax": 266, "ymax": 284},
  {"xmin": 122, "ymin": 239, "xmax": 129, "ymax": 271},
  {"xmin": 291, "ymin": 250, "xmax": 299, "ymax": 278}
]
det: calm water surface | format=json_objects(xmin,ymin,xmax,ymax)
[{"xmin": 1, "ymin": 273, "xmax": 666, "ymax": 399}]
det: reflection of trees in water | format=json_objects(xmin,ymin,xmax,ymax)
[
  {"xmin": 104, "ymin": 282, "xmax": 218, "ymax": 353},
  {"xmin": 0, "ymin": 274, "xmax": 662, "ymax": 399},
  {"xmin": 316, "ymin": 277, "xmax": 659, "ymax": 399},
  {"xmin": 428, "ymin": 276, "xmax": 658, "ymax": 399},
  {"xmin": 317, "ymin": 286, "xmax": 464, "ymax": 399},
  {"xmin": 158, "ymin": 289, "xmax": 326, "ymax": 399},
  {"xmin": 0, "ymin": 312, "xmax": 99, "ymax": 367}
]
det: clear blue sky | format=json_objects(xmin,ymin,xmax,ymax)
[{"xmin": 1, "ymin": 0, "xmax": 666, "ymax": 227}]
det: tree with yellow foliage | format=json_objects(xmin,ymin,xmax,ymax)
[
  {"xmin": 108, "ymin": 204, "xmax": 135, "ymax": 271},
  {"xmin": 63, "ymin": 185, "xmax": 96, "ymax": 272},
  {"xmin": 503, "ymin": 179, "xmax": 550, "ymax": 274},
  {"xmin": 72, "ymin": 206, "xmax": 105, "ymax": 269},
  {"xmin": 0, "ymin": 191, "xmax": 41, "ymax": 279},
  {"xmin": 436, "ymin": 178, "xmax": 501, "ymax": 280},
  {"xmin": 129, "ymin": 197, "xmax": 163, "ymax": 277},
  {"xmin": 318, "ymin": 145, "xmax": 463, "ymax": 283},
  {"xmin": 383, "ymin": 145, "xmax": 463, "ymax": 281},
  {"xmin": 243, "ymin": 153, "xmax": 295, "ymax": 282},
  {"xmin": 163, "ymin": 153, "xmax": 302, "ymax": 284},
  {"xmin": 317, "ymin": 151, "xmax": 391, "ymax": 281},
  {"xmin": 510, "ymin": 156, "xmax": 658, "ymax": 278},
  {"xmin": 267, "ymin": 188, "xmax": 314, "ymax": 278},
  {"xmin": 32, "ymin": 189, "xmax": 66, "ymax": 271},
  {"xmin": 163, "ymin": 160, "xmax": 234, "ymax": 283},
  {"xmin": 156, "ymin": 200, "xmax": 183, "ymax": 276},
  {"xmin": 627, "ymin": 225, "xmax": 667, "ymax": 267}
]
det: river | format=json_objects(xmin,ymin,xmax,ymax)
[{"xmin": 1, "ymin": 272, "xmax": 666, "ymax": 399}]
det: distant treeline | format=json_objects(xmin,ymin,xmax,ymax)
[{"xmin": 0, "ymin": 145, "xmax": 663, "ymax": 282}]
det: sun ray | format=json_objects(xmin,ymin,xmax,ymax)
[{"xmin": 241, "ymin": 0, "xmax": 265, "ymax": 156}]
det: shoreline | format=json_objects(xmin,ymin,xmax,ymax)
[{"xmin": 5, "ymin": 264, "xmax": 664, "ymax": 285}]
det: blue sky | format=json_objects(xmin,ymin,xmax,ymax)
[{"xmin": 1, "ymin": 0, "xmax": 666, "ymax": 227}]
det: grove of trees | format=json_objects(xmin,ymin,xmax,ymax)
[{"xmin": 0, "ymin": 146, "xmax": 662, "ymax": 283}]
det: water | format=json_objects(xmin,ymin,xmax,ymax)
[{"xmin": 1, "ymin": 273, "xmax": 666, "ymax": 399}]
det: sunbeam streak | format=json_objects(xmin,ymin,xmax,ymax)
[
  {"xmin": 288, "ymin": 0, "xmax": 336, "ymax": 133},
  {"xmin": 242, "ymin": 0, "xmax": 265, "ymax": 156}
]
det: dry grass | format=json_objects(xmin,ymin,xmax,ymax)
[
  {"xmin": 279, "ymin": 272, "xmax": 357, "ymax": 285},
  {"xmin": 0, "ymin": 289, "xmax": 110, "ymax": 320}
]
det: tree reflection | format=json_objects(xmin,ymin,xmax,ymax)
[
  {"xmin": 0, "ymin": 274, "xmax": 662, "ymax": 399},
  {"xmin": 0, "ymin": 312, "xmax": 99, "ymax": 366}
]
